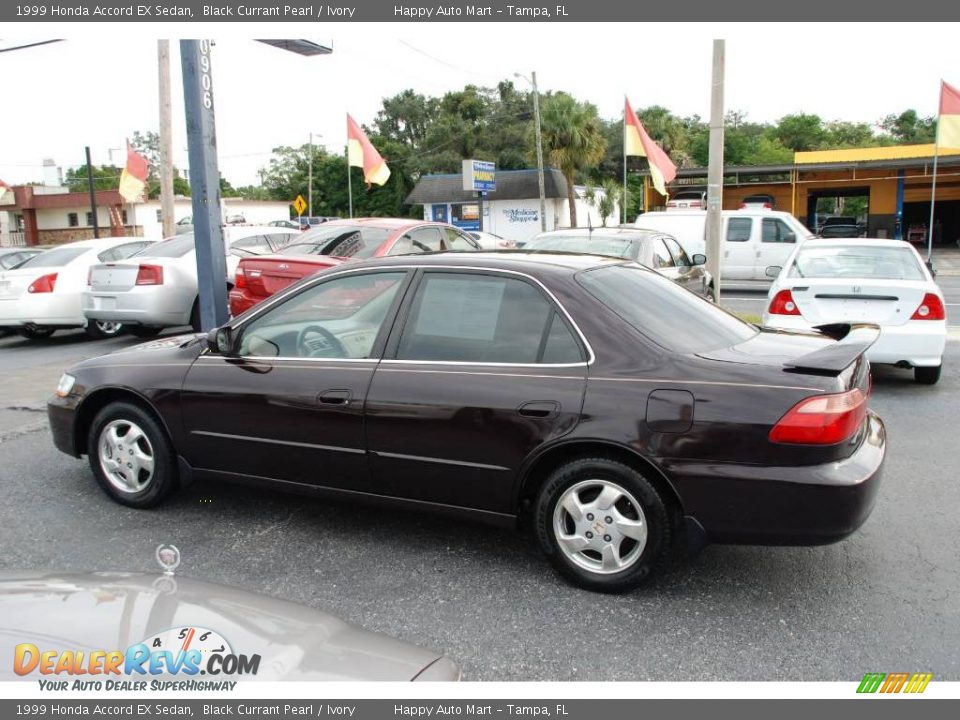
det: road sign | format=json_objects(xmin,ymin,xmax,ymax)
[
  {"xmin": 293, "ymin": 195, "xmax": 307, "ymax": 216},
  {"xmin": 462, "ymin": 159, "xmax": 496, "ymax": 193}
]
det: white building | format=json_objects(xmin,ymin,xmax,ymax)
[
  {"xmin": 0, "ymin": 184, "xmax": 291, "ymax": 247},
  {"xmin": 406, "ymin": 168, "xmax": 620, "ymax": 245}
]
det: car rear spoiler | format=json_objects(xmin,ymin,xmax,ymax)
[{"xmin": 782, "ymin": 323, "xmax": 880, "ymax": 376}]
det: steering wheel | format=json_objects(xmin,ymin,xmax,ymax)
[{"xmin": 296, "ymin": 325, "xmax": 347, "ymax": 358}]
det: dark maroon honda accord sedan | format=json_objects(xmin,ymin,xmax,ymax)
[{"xmin": 48, "ymin": 252, "xmax": 886, "ymax": 592}]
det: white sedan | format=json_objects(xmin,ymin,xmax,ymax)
[
  {"xmin": 0, "ymin": 237, "xmax": 153, "ymax": 340},
  {"xmin": 762, "ymin": 238, "xmax": 946, "ymax": 384},
  {"xmin": 82, "ymin": 226, "xmax": 299, "ymax": 336}
]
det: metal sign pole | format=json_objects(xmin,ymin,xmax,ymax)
[{"xmin": 181, "ymin": 39, "xmax": 229, "ymax": 331}]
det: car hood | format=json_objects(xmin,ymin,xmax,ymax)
[
  {"xmin": 0, "ymin": 572, "xmax": 455, "ymax": 681},
  {"xmin": 73, "ymin": 333, "xmax": 207, "ymax": 372}
]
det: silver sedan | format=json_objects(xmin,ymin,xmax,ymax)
[{"xmin": 82, "ymin": 226, "xmax": 298, "ymax": 336}]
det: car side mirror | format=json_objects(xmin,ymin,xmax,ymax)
[
  {"xmin": 691, "ymin": 253, "xmax": 706, "ymax": 266},
  {"xmin": 765, "ymin": 265, "xmax": 782, "ymax": 278},
  {"xmin": 207, "ymin": 326, "xmax": 236, "ymax": 356},
  {"xmin": 784, "ymin": 232, "xmax": 797, "ymax": 244}
]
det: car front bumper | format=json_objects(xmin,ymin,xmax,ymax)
[
  {"xmin": 762, "ymin": 314, "xmax": 946, "ymax": 367},
  {"xmin": 668, "ymin": 411, "xmax": 886, "ymax": 545},
  {"xmin": 48, "ymin": 393, "xmax": 81, "ymax": 457},
  {"xmin": 82, "ymin": 286, "xmax": 195, "ymax": 328}
]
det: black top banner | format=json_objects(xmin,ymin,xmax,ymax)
[{"xmin": 3, "ymin": 0, "xmax": 958, "ymax": 22}]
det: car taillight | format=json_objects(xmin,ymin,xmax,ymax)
[
  {"xmin": 769, "ymin": 388, "xmax": 867, "ymax": 445},
  {"xmin": 27, "ymin": 273, "xmax": 57, "ymax": 293},
  {"xmin": 910, "ymin": 293, "xmax": 945, "ymax": 320},
  {"xmin": 768, "ymin": 289, "xmax": 800, "ymax": 315},
  {"xmin": 135, "ymin": 264, "xmax": 164, "ymax": 286},
  {"xmin": 235, "ymin": 268, "xmax": 247, "ymax": 289}
]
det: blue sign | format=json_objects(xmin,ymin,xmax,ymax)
[{"xmin": 462, "ymin": 159, "xmax": 496, "ymax": 193}]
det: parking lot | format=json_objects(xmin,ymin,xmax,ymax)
[{"xmin": 1, "ymin": 284, "xmax": 959, "ymax": 682}]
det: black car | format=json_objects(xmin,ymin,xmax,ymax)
[
  {"xmin": 48, "ymin": 253, "xmax": 885, "ymax": 592},
  {"xmin": 522, "ymin": 227, "xmax": 714, "ymax": 301}
]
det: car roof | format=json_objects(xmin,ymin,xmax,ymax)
[
  {"xmin": 341, "ymin": 250, "xmax": 627, "ymax": 276},
  {"xmin": 535, "ymin": 227, "xmax": 658, "ymax": 241},
  {"xmin": 319, "ymin": 217, "xmax": 439, "ymax": 230},
  {"xmin": 801, "ymin": 238, "xmax": 915, "ymax": 249}
]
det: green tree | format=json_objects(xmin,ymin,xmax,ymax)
[
  {"xmin": 539, "ymin": 92, "xmax": 607, "ymax": 227},
  {"xmin": 879, "ymin": 110, "xmax": 936, "ymax": 144},
  {"xmin": 776, "ymin": 113, "xmax": 826, "ymax": 151},
  {"xmin": 65, "ymin": 164, "xmax": 121, "ymax": 192}
]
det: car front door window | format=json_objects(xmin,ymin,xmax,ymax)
[{"xmin": 237, "ymin": 271, "xmax": 407, "ymax": 359}]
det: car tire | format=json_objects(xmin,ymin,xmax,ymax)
[
  {"xmin": 915, "ymin": 365, "xmax": 942, "ymax": 385},
  {"xmin": 87, "ymin": 401, "xmax": 179, "ymax": 508},
  {"xmin": 17, "ymin": 326, "xmax": 55, "ymax": 340},
  {"xmin": 127, "ymin": 326, "xmax": 163, "ymax": 338},
  {"xmin": 535, "ymin": 457, "xmax": 670, "ymax": 593},
  {"xmin": 189, "ymin": 300, "xmax": 201, "ymax": 333},
  {"xmin": 84, "ymin": 320, "xmax": 123, "ymax": 339}
]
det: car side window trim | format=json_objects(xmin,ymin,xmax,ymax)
[
  {"xmin": 223, "ymin": 264, "xmax": 595, "ymax": 366},
  {"xmin": 380, "ymin": 267, "xmax": 591, "ymax": 368}
]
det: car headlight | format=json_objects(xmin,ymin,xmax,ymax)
[{"xmin": 55, "ymin": 373, "xmax": 76, "ymax": 398}]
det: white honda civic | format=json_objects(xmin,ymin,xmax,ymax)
[{"xmin": 762, "ymin": 238, "xmax": 947, "ymax": 384}]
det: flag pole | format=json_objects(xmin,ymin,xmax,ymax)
[
  {"xmin": 347, "ymin": 144, "xmax": 353, "ymax": 219},
  {"xmin": 622, "ymin": 96, "xmax": 628, "ymax": 225},
  {"xmin": 927, "ymin": 101, "xmax": 941, "ymax": 262}
]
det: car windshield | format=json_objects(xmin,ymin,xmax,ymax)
[
  {"xmin": 16, "ymin": 246, "xmax": 88, "ymax": 268},
  {"xmin": 578, "ymin": 264, "xmax": 757, "ymax": 353},
  {"xmin": 524, "ymin": 235, "xmax": 634, "ymax": 258},
  {"xmin": 279, "ymin": 225, "xmax": 392, "ymax": 259},
  {"xmin": 789, "ymin": 245, "xmax": 925, "ymax": 280},
  {"xmin": 135, "ymin": 233, "xmax": 196, "ymax": 258}
]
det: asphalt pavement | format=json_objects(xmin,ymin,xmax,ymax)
[{"xmin": 0, "ymin": 324, "xmax": 958, "ymax": 681}]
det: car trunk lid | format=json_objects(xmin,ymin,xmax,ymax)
[
  {"xmin": 88, "ymin": 262, "xmax": 142, "ymax": 292},
  {"xmin": 0, "ymin": 267, "xmax": 49, "ymax": 299},
  {"xmin": 787, "ymin": 279, "xmax": 928, "ymax": 327},
  {"xmin": 239, "ymin": 255, "xmax": 344, "ymax": 298}
]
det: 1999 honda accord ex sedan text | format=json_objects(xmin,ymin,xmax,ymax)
[{"xmin": 48, "ymin": 253, "xmax": 886, "ymax": 592}]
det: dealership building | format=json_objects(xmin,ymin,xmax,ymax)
[{"xmin": 646, "ymin": 144, "xmax": 960, "ymax": 244}]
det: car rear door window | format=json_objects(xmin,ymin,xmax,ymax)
[
  {"xmin": 726, "ymin": 218, "xmax": 752, "ymax": 242},
  {"xmin": 442, "ymin": 227, "xmax": 481, "ymax": 251},
  {"xmin": 231, "ymin": 235, "xmax": 274, "ymax": 256},
  {"xmin": 396, "ymin": 272, "xmax": 584, "ymax": 364},
  {"xmin": 405, "ymin": 227, "xmax": 444, "ymax": 253}
]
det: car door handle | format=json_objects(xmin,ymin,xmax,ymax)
[
  {"xmin": 318, "ymin": 390, "xmax": 352, "ymax": 406},
  {"xmin": 518, "ymin": 401, "xmax": 560, "ymax": 418}
]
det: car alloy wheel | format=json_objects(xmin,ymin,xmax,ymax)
[
  {"xmin": 552, "ymin": 479, "xmax": 647, "ymax": 574},
  {"xmin": 98, "ymin": 419, "xmax": 156, "ymax": 494},
  {"xmin": 85, "ymin": 320, "xmax": 123, "ymax": 339}
]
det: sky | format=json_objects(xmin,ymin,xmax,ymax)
[{"xmin": 1, "ymin": 22, "xmax": 958, "ymax": 188}]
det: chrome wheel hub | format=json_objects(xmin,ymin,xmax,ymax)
[
  {"xmin": 96, "ymin": 321, "xmax": 122, "ymax": 335},
  {"xmin": 98, "ymin": 419, "xmax": 155, "ymax": 493},
  {"xmin": 553, "ymin": 479, "xmax": 647, "ymax": 574}
]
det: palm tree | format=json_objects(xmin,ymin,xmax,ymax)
[{"xmin": 539, "ymin": 93, "xmax": 607, "ymax": 227}]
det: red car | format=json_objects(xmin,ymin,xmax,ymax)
[{"xmin": 229, "ymin": 218, "xmax": 482, "ymax": 315}]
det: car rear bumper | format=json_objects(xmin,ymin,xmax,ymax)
[
  {"xmin": 668, "ymin": 411, "xmax": 886, "ymax": 545},
  {"xmin": 82, "ymin": 287, "xmax": 194, "ymax": 327},
  {"xmin": 763, "ymin": 315, "xmax": 946, "ymax": 367},
  {"xmin": 0, "ymin": 293, "xmax": 85, "ymax": 327}
]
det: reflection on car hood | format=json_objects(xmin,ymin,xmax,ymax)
[{"xmin": 0, "ymin": 572, "xmax": 451, "ymax": 681}]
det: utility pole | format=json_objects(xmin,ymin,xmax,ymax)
[
  {"xmin": 158, "ymin": 40, "xmax": 176, "ymax": 239},
  {"xmin": 84, "ymin": 146, "xmax": 100, "ymax": 239},
  {"xmin": 705, "ymin": 39, "xmax": 725, "ymax": 301},
  {"xmin": 308, "ymin": 132, "xmax": 313, "ymax": 217},
  {"xmin": 531, "ymin": 72, "xmax": 546, "ymax": 233}
]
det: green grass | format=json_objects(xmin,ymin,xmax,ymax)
[{"xmin": 733, "ymin": 311, "xmax": 762, "ymax": 324}]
